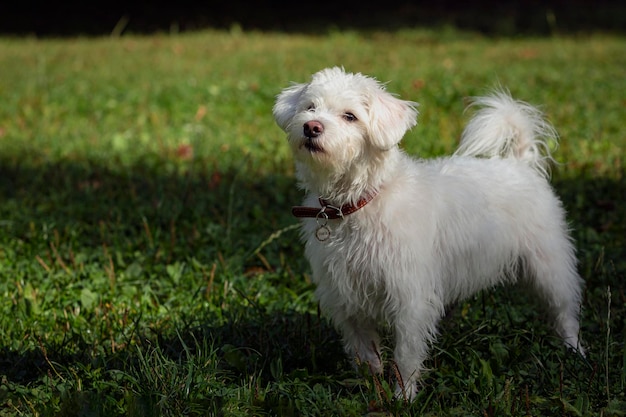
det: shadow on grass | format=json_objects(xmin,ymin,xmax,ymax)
[
  {"xmin": 0, "ymin": 307, "xmax": 347, "ymax": 384},
  {"xmin": 0, "ymin": 156, "xmax": 303, "ymax": 263},
  {"xmin": 0, "ymin": 155, "xmax": 352, "ymax": 414},
  {"xmin": 552, "ymin": 172, "xmax": 626, "ymax": 287},
  {"xmin": 0, "ymin": 308, "xmax": 348, "ymax": 416},
  {"xmin": 0, "ymin": 156, "xmax": 295, "ymax": 342}
]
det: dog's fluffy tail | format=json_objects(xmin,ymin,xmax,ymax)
[{"xmin": 455, "ymin": 89, "xmax": 558, "ymax": 179}]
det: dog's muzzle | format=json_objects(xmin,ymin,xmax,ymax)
[{"xmin": 302, "ymin": 120, "xmax": 324, "ymax": 153}]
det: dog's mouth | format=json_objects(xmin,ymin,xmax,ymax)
[{"xmin": 303, "ymin": 137, "xmax": 324, "ymax": 153}]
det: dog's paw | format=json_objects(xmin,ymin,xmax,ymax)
[
  {"xmin": 355, "ymin": 353, "xmax": 383, "ymax": 375},
  {"xmin": 394, "ymin": 380, "xmax": 419, "ymax": 402}
]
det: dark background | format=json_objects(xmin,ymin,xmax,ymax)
[{"xmin": 1, "ymin": 1, "xmax": 624, "ymax": 37}]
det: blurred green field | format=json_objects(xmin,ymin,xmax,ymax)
[{"xmin": 0, "ymin": 30, "xmax": 624, "ymax": 416}]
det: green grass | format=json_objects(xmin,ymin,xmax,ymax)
[{"xmin": 0, "ymin": 29, "xmax": 624, "ymax": 416}]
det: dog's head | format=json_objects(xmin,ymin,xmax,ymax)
[{"xmin": 273, "ymin": 67, "xmax": 418, "ymax": 194}]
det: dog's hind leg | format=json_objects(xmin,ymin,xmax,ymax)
[{"xmin": 524, "ymin": 234, "xmax": 585, "ymax": 356}]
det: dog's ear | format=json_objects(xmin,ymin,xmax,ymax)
[
  {"xmin": 367, "ymin": 90, "xmax": 418, "ymax": 150},
  {"xmin": 273, "ymin": 83, "xmax": 308, "ymax": 131}
]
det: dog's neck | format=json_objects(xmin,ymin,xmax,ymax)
[{"xmin": 297, "ymin": 148, "xmax": 401, "ymax": 206}]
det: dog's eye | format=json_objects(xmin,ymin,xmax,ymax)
[{"xmin": 343, "ymin": 112, "xmax": 357, "ymax": 122}]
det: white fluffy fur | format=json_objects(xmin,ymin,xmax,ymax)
[{"xmin": 273, "ymin": 67, "xmax": 584, "ymax": 401}]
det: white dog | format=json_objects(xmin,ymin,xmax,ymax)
[{"xmin": 273, "ymin": 67, "xmax": 584, "ymax": 400}]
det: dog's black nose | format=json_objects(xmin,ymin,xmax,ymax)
[{"xmin": 303, "ymin": 120, "xmax": 324, "ymax": 138}]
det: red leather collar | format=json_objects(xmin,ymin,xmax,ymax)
[{"xmin": 292, "ymin": 193, "xmax": 377, "ymax": 219}]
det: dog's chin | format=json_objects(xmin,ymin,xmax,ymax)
[{"xmin": 301, "ymin": 137, "xmax": 324, "ymax": 153}]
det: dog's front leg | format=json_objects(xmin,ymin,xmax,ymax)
[
  {"xmin": 393, "ymin": 304, "xmax": 441, "ymax": 401},
  {"xmin": 336, "ymin": 315, "xmax": 382, "ymax": 374}
]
